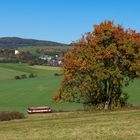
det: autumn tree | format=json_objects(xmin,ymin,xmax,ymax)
[{"xmin": 53, "ymin": 21, "xmax": 140, "ymax": 110}]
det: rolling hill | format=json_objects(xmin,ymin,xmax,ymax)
[
  {"xmin": 0, "ymin": 63, "xmax": 82, "ymax": 113},
  {"xmin": 0, "ymin": 37, "xmax": 68, "ymax": 47},
  {"xmin": 0, "ymin": 63, "xmax": 139, "ymax": 113}
]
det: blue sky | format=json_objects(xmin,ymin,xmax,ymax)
[{"xmin": 0, "ymin": 0, "xmax": 140, "ymax": 43}]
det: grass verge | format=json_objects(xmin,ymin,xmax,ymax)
[{"xmin": 0, "ymin": 110, "xmax": 140, "ymax": 140}]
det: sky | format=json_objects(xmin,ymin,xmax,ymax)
[{"xmin": 0, "ymin": 0, "xmax": 140, "ymax": 44}]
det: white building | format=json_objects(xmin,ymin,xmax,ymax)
[
  {"xmin": 15, "ymin": 50, "xmax": 19, "ymax": 55},
  {"xmin": 39, "ymin": 55, "xmax": 52, "ymax": 61},
  {"xmin": 58, "ymin": 60, "xmax": 63, "ymax": 65}
]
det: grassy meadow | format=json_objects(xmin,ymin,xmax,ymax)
[
  {"xmin": 0, "ymin": 110, "xmax": 140, "ymax": 140},
  {"xmin": 0, "ymin": 63, "xmax": 81, "ymax": 113},
  {"xmin": 0, "ymin": 63, "xmax": 140, "ymax": 140},
  {"xmin": 0, "ymin": 66, "xmax": 26, "ymax": 80},
  {"xmin": 124, "ymin": 78, "xmax": 140, "ymax": 105},
  {"xmin": 0, "ymin": 63, "xmax": 139, "ymax": 113}
]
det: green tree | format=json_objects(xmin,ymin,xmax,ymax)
[{"xmin": 54, "ymin": 21, "xmax": 140, "ymax": 110}]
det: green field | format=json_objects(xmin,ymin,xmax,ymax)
[
  {"xmin": 0, "ymin": 67, "xmax": 27, "ymax": 80},
  {"xmin": 0, "ymin": 63, "xmax": 81, "ymax": 113},
  {"xmin": 0, "ymin": 110, "xmax": 140, "ymax": 140},
  {"xmin": 0, "ymin": 63, "xmax": 139, "ymax": 113},
  {"xmin": 0, "ymin": 63, "xmax": 61, "ymax": 77},
  {"xmin": 124, "ymin": 78, "xmax": 140, "ymax": 105}
]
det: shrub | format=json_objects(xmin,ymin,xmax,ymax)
[
  {"xmin": 119, "ymin": 92, "xmax": 129, "ymax": 107},
  {"xmin": 54, "ymin": 73, "xmax": 62, "ymax": 76},
  {"xmin": 20, "ymin": 74, "xmax": 27, "ymax": 79},
  {"xmin": 0, "ymin": 111, "xmax": 25, "ymax": 121},
  {"xmin": 52, "ymin": 92, "xmax": 61, "ymax": 102},
  {"xmin": 14, "ymin": 74, "xmax": 37, "ymax": 80},
  {"xmin": 28, "ymin": 73, "xmax": 37, "ymax": 78},
  {"xmin": 14, "ymin": 75, "xmax": 21, "ymax": 80}
]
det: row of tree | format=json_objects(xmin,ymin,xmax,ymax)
[
  {"xmin": 0, "ymin": 48, "xmax": 64, "ymax": 66},
  {"xmin": 14, "ymin": 73, "xmax": 37, "ymax": 80}
]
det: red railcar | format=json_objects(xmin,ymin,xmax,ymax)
[{"xmin": 27, "ymin": 106, "xmax": 52, "ymax": 114}]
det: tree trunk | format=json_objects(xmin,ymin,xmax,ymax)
[
  {"xmin": 104, "ymin": 80, "xmax": 113, "ymax": 110},
  {"xmin": 104, "ymin": 100, "xmax": 110, "ymax": 110}
]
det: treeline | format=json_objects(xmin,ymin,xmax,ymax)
[
  {"xmin": 0, "ymin": 48, "xmax": 47, "ymax": 65},
  {"xmin": 0, "ymin": 37, "xmax": 67, "ymax": 47},
  {"xmin": 36, "ymin": 47, "xmax": 66, "ymax": 56},
  {"xmin": 14, "ymin": 73, "xmax": 37, "ymax": 80},
  {"xmin": 0, "ymin": 47, "xmax": 66, "ymax": 66}
]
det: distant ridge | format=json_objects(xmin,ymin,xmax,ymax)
[{"xmin": 0, "ymin": 37, "xmax": 68, "ymax": 47}]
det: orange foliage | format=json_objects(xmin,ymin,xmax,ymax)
[{"xmin": 55, "ymin": 20, "xmax": 140, "ymax": 105}]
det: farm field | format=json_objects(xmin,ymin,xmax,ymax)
[
  {"xmin": 0, "ymin": 63, "xmax": 81, "ymax": 113},
  {"xmin": 124, "ymin": 78, "xmax": 140, "ymax": 105},
  {"xmin": 0, "ymin": 110, "xmax": 140, "ymax": 140},
  {"xmin": 0, "ymin": 63, "xmax": 61, "ymax": 77},
  {"xmin": 0, "ymin": 67, "xmax": 27, "ymax": 80},
  {"xmin": 0, "ymin": 63, "xmax": 139, "ymax": 113}
]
